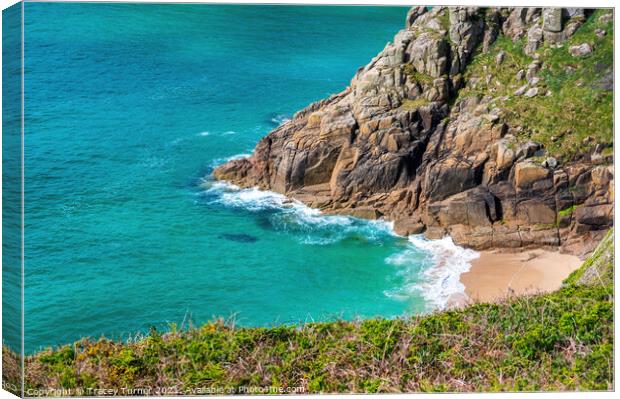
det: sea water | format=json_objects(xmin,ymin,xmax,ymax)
[{"xmin": 17, "ymin": 3, "xmax": 476, "ymax": 353}]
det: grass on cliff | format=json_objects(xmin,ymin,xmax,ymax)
[
  {"xmin": 403, "ymin": 64, "xmax": 435, "ymax": 85},
  {"xmin": 401, "ymin": 97, "xmax": 431, "ymax": 110},
  {"xmin": 457, "ymin": 9, "xmax": 613, "ymax": 161},
  {"xmin": 3, "ymin": 231, "xmax": 613, "ymax": 394}
]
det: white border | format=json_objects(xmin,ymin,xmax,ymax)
[{"xmin": 0, "ymin": 1, "xmax": 617, "ymax": 399}]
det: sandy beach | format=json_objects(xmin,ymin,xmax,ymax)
[{"xmin": 459, "ymin": 249, "xmax": 583, "ymax": 304}]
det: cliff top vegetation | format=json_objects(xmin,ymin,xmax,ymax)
[{"xmin": 3, "ymin": 230, "xmax": 613, "ymax": 394}]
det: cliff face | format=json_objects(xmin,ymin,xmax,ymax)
[{"xmin": 214, "ymin": 7, "xmax": 613, "ymax": 256}]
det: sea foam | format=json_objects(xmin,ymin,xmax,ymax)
[
  {"xmin": 202, "ymin": 170, "xmax": 478, "ymax": 311},
  {"xmin": 208, "ymin": 153, "xmax": 252, "ymax": 169},
  {"xmin": 200, "ymin": 179, "xmax": 394, "ymax": 246},
  {"xmin": 386, "ymin": 235, "xmax": 479, "ymax": 310},
  {"xmin": 270, "ymin": 114, "xmax": 292, "ymax": 126}
]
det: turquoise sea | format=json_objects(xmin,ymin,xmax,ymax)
[{"xmin": 14, "ymin": 3, "xmax": 476, "ymax": 353}]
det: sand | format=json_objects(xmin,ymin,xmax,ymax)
[{"xmin": 458, "ymin": 249, "xmax": 583, "ymax": 304}]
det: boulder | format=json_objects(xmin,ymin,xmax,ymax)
[
  {"xmin": 495, "ymin": 51, "xmax": 505, "ymax": 65},
  {"xmin": 591, "ymin": 165, "xmax": 613, "ymax": 187},
  {"xmin": 393, "ymin": 218, "xmax": 425, "ymax": 235},
  {"xmin": 569, "ymin": 43, "xmax": 593, "ymax": 57},
  {"xmin": 502, "ymin": 8, "xmax": 529, "ymax": 40},
  {"xmin": 515, "ymin": 141, "xmax": 541, "ymax": 160},
  {"xmin": 514, "ymin": 85, "xmax": 528, "ymax": 95},
  {"xmin": 448, "ymin": 7, "xmax": 485, "ymax": 74},
  {"xmin": 431, "ymin": 187, "xmax": 498, "ymax": 228},
  {"xmin": 407, "ymin": 32, "xmax": 449, "ymax": 78},
  {"xmin": 520, "ymin": 227, "xmax": 560, "ymax": 246},
  {"xmin": 525, "ymin": 24, "xmax": 543, "ymax": 55},
  {"xmin": 543, "ymin": 8, "xmax": 563, "ymax": 32},
  {"xmin": 598, "ymin": 13, "xmax": 613, "ymax": 25},
  {"xmin": 394, "ymin": 29, "xmax": 415, "ymax": 47},
  {"xmin": 494, "ymin": 141, "xmax": 516, "ymax": 170},
  {"xmin": 406, "ymin": 6, "xmax": 427, "ymax": 28},
  {"xmin": 424, "ymin": 158, "xmax": 482, "ymax": 201},
  {"xmin": 347, "ymin": 207, "xmax": 382, "ymax": 220},
  {"xmin": 516, "ymin": 200, "xmax": 557, "ymax": 225},
  {"xmin": 448, "ymin": 225, "xmax": 494, "ymax": 250},
  {"xmin": 526, "ymin": 60, "xmax": 542, "ymax": 81},
  {"xmin": 565, "ymin": 8, "xmax": 585, "ymax": 19},
  {"xmin": 574, "ymin": 204, "xmax": 613, "ymax": 226},
  {"xmin": 515, "ymin": 161, "xmax": 551, "ymax": 188},
  {"xmin": 542, "ymin": 157, "xmax": 558, "ymax": 169},
  {"xmin": 492, "ymin": 223, "xmax": 522, "ymax": 248}
]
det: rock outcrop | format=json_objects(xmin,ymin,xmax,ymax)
[{"xmin": 214, "ymin": 7, "xmax": 613, "ymax": 257}]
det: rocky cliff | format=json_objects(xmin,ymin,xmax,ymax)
[{"xmin": 214, "ymin": 6, "xmax": 614, "ymax": 256}]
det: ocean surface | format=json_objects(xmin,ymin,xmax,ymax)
[{"xmin": 19, "ymin": 3, "xmax": 477, "ymax": 353}]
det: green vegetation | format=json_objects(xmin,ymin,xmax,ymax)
[
  {"xmin": 437, "ymin": 9, "xmax": 451, "ymax": 32},
  {"xmin": 401, "ymin": 97, "xmax": 431, "ymax": 110},
  {"xmin": 558, "ymin": 204, "xmax": 579, "ymax": 218},
  {"xmin": 403, "ymin": 64, "xmax": 435, "ymax": 85},
  {"xmin": 556, "ymin": 204, "xmax": 581, "ymax": 227},
  {"xmin": 3, "ymin": 230, "xmax": 613, "ymax": 394},
  {"xmin": 458, "ymin": 9, "xmax": 613, "ymax": 160},
  {"xmin": 564, "ymin": 229, "xmax": 614, "ymax": 287},
  {"xmin": 400, "ymin": 65, "xmax": 434, "ymax": 110}
]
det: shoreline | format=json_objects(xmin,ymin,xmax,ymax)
[
  {"xmin": 457, "ymin": 248, "xmax": 583, "ymax": 305},
  {"xmin": 209, "ymin": 178, "xmax": 587, "ymax": 309}
]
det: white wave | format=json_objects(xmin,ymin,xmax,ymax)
[
  {"xmin": 202, "ymin": 178, "xmax": 478, "ymax": 311},
  {"xmin": 202, "ymin": 176, "xmax": 478, "ymax": 311},
  {"xmin": 221, "ymin": 186, "xmax": 289, "ymax": 212},
  {"xmin": 223, "ymin": 153, "xmax": 251, "ymax": 162},
  {"xmin": 202, "ymin": 175, "xmax": 478, "ymax": 312},
  {"xmin": 200, "ymin": 180, "xmax": 394, "ymax": 245},
  {"xmin": 208, "ymin": 153, "xmax": 252, "ymax": 169},
  {"xmin": 197, "ymin": 130, "xmax": 236, "ymax": 137},
  {"xmin": 385, "ymin": 235, "xmax": 479, "ymax": 310},
  {"xmin": 271, "ymin": 114, "xmax": 292, "ymax": 126}
]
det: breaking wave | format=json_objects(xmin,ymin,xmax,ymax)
[
  {"xmin": 208, "ymin": 153, "xmax": 252, "ymax": 169},
  {"xmin": 270, "ymin": 114, "xmax": 292, "ymax": 126},
  {"xmin": 199, "ymin": 179, "xmax": 395, "ymax": 245},
  {"xmin": 385, "ymin": 235, "xmax": 479, "ymax": 310},
  {"xmin": 200, "ymin": 167, "xmax": 479, "ymax": 311}
]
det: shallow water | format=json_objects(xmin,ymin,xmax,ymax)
[{"xmin": 18, "ymin": 3, "xmax": 472, "ymax": 353}]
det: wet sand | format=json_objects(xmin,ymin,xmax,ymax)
[{"xmin": 459, "ymin": 249, "xmax": 583, "ymax": 304}]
